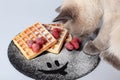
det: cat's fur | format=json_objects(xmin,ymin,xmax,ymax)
[{"xmin": 53, "ymin": 0, "xmax": 120, "ymax": 70}]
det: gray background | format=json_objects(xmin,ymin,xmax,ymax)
[{"xmin": 0, "ymin": 0, "xmax": 120, "ymax": 80}]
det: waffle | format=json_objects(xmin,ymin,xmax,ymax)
[
  {"xmin": 65, "ymin": 33, "xmax": 72, "ymax": 42},
  {"xmin": 43, "ymin": 24, "xmax": 68, "ymax": 54},
  {"xmin": 13, "ymin": 23, "xmax": 57, "ymax": 59},
  {"xmin": 46, "ymin": 24, "xmax": 72, "ymax": 42},
  {"xmin": 43, "ymin": 24, "xmax": 72, "ymax": 42}
]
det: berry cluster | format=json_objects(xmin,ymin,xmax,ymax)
[
  {"xmin": 65, "ymin": 37, "xmax": 82, "ymax": 51},
  {"xmin": 27, "ymin": 37, "xmax": 47, "ymax": 53},
  {"xmin": 51, "ymin": 28, "xmax": 62, "ymax": 39}
]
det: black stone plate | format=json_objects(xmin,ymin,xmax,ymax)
[{"xmin": 8, "ymin": 39, "xmax": 100, "ymax": 80}]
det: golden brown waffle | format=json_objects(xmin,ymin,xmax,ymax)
[
  {"xmin": 43, "ymin": 24, "xmax": 68, "ymax": 54},
  {"xmin": 65, "ymin": 33, "xmax": 72, "ymax": 42},
  {"xmin": 45, "ymin": 24, "xmax": 72, "ymax": 42},
  {"xmin": 13, "ymin": 23, "xmax": 57, "ymax": 59}
]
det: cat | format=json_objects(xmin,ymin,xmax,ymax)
[{"xmin": 53, "ymin": 0, "xmax": 120, "ymax": 70}]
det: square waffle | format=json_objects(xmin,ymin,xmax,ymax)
[
  {"xmin": 65, "ymin": 32, "xmax": 72, "ymax": 42},
  {"xmin": 43, "ymin": 24, "xmax": 68, "ymax": 54},
  {"xmin": 43, "ymin": 24, "xmax": 72, "ymax": 42},
  {"xmin": 13, "ymin": 22, "xmax": 57, "ymax": 59}
]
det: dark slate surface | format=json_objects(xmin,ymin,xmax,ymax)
[{"xmin": 8, "ymin": 39, "xmax": 100, "ymax": 80}]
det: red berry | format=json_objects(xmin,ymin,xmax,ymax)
[
  {"xmin": 70, "ymin": 40, "xmax": 80, "ymax": 50},
  {"xmin": 52, "ymin": 28, "xmax": 58, "ymax": 32},
  {"xmin": 65, "ymin": 42, "xmax": 74, "ymax": 51},
  {"xmin": 72, "ymin": 36, "xmax": 81, "ymax": 43},
  {"xmin": 52, "ymin": 30, "xmax": 60, "ymax": 39},
  {"xmin": 52, "ymin": 28, "xmax": 62, "ymax": 34},
  {"xmin": 52, "ymin": 28, "xmax": 62, "ymax": 39},
  {"xmin": 41, "ymin": 37, "xmax": 47, "ymax": 44},
  {"xmin": 35, "ymin": 37, "xmax": 47, "ymax": 45},
  {"xmin": 27, "ymin": 40, "xmax": 35, "ymax": 48},
  {"xmin": 32, "ymin": 43, "xmax": 41, "ymax": 53},
  {"xmin": 57, "ymin": 28, "xmax": 62, "ymax": 33},
  {"xmin": 55, "ymin": 28, "xmax": 62, "ymax": 33}
]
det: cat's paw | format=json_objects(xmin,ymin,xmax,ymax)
[
  {"xmin": 83, "ymin": 41, "xmax": 100, "ymax": 55},
  {"xmin": 100, "ymin": 50, "xmax": 120, "ymax": 70}
]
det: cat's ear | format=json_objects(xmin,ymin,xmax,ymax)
[
  {"xmin": 55, "ymin": 6, "xmax": 61, "ymax": 13},
  {"xmin": 53, "ymin": 9, "xmax": 72, "ymax": 23}
]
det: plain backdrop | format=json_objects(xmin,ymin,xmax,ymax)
[{"xmin": 0, "ymin": 0, "xmax": 120, "ymax": 80}]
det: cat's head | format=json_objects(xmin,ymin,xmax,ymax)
[{"xmin": 53, "ymin": 0, "xmax": 103, "ymax": 37}]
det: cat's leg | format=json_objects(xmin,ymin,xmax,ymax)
[
  {"xmin": 100, "ymin": 25, "xmax": 120, "ymax": 70},
  {"xmin": 100, "ymin": 49, "xmax": 120, "ymax": 70},
  {"xmin": 83, "ymin": 24, "xmax": 110, "ymax": 55},
  {"xmin": 83, "ymin": 40, "xmax": 100, "ymax": 55}
]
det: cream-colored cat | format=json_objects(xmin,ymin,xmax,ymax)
[{"xmin": 53, "ymin": 0, "xmax": 120, "ymax": 70}]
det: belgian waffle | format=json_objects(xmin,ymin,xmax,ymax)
[
  {"xmin": 13, "ymin": 23, "xmax": 57, "ymax": 59},
  {"xmin": 65, "ymin": 33, "xmax": 72, "ymax": 42},
  {"xmin": 43, "ymin": 24, "xmax": 68, "ymax": 54},
  {"xmin": 44, "ymin": 24, "xmax": 72, "ymax": 42}
]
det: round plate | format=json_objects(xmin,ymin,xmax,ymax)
[{"xmin": 8, "ymin": 40, "xmax": 100, "ymax": 80}]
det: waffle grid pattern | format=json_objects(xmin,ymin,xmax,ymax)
[
  {"xmin": 43, "ymin": 24, "xmax": 68, "ymax": 54},
  {"xmin": 13, "ymin": 23, "xmax": 57, "ymax": 59}
]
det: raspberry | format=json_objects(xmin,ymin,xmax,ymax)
[
  {"xmin": 70, "ymin": 39, "xmax": 80, "ymax": 50},
  {"xmin": 65, "ymin": 36, "xmax": 82, "ymax": 51},
  {"xmin": 72, "ymin": 36, "xmax": 81, "ymax": 43},
  {"xmin": 53, "ymin": 28, "xmax": 62, "ymax": 33},
  {"xmin": 52, "ymin": 30, "xmax": 60, "ymax": 39},
  {"xmin": 35, "ymin": 37, "xmax": 47, "ymax": 45},
  {"xmin": 27, "ymin": 40, "xmax": 35, "ymax": 48},
  {"xmin": 52, "ymin": 28, "xmax": 62, "ymax": 39},
  {"xmin": 65, "ymin": 42, "xmax": 74, "ymax": 51},
  {"xmin": 52, "ymin": 28, "xmax": 58, "ymax": 32},
  {"xmin": 41, "ymin": 37, "xmax": 47, "ymax": 43},
  {"xmin": 32, "ymin": 43, "xmax": 41, "ymax": 53},
  {"xmin": 57, "ymin": 28, "xmax": 62, "ymax": 33}
]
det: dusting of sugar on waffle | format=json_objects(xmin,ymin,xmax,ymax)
[{"xmin": 13, "ymin": 23, "xmax": 57, "ymax": 59}]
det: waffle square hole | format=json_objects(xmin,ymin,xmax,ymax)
[
  {"xmin": 41, "ymin": 30, "xmax": 45, "ymax": 33},
  {"xmin": 36, "ymin": 33, "xmax": 40, "ymax": 37},
  {"xmin": 22, "ymin": 47, "xmax": 27, "ymax": 51},
  {"xmin": 28, "ymin": 33, "xmax": 34, "ymax": 38},
  {"xmin": 56, "ymin": 41, "xmax": 60, "ymax": 45},
  {"xmin": 29, "ymin": 26, "xmax": 35, "ymax": 31},
  {"xmin": 39, "ymin": 27, "xmax": 44, "ymax": 31},
  {"xmin": 48, "ymin": 37, "xmax": 52, "ymax": 42},
  {"xmin": 38, "ymin": 34, "xmax": 42, "ymax": 37},
  {"xmin": 19, "ymin": 34, "xmax": 23, "ymax": 38},
  {"xmin": 23, "ymin": 37, "xmax": 28, "ymax": 42},
  {"xmin": 46, "ymin": 35, "xmax": 51, "ymax": 39},
  {"xmin": 45, "ymin": 33, "xmax": 49, "ymax": 36},
  {"xmin": 58, "ymin": 36, "xmax": 62, "ymax": 40},
  {"xmin": 60, "ymin": 35, "xmax": 64, "ymax": 39},
  {"xmin": 34, "ymin": 23, "xmax": 40, "ymax": 27},
  {"xmin": 43, "ymin": 31, "xmax": 48, "ymax": 35},
  {"xmin": 14, "ymin": 37, "xmax": 18, "ymax": 41},
  {"xmin": 51, "ymin": 46, "xmax": 55, "ymax": 49},
  {"xmin": 31, "ymin": 37, "xmax": 35, "ymax": 40},
  {"xmin": 24, "ymin": 30, "xmax": 30, "ymax": 35},
  {"xmin": 18, "ymin": 40, "xmax": 22, "ymax": 44},
  {"xmin": 26, "ymin": 52, "xmax": 30, "ymax": 55},
  {"xmin": 34, "ymin": 31, "xmax": 39, "ymax": 35},
  {"xmin": 37, "ymin": 27, "xmax": 42, "ymax": 30},
  {"xmin": 20, "ymin": 44, "xmax": 25, "ymax": 48}
]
